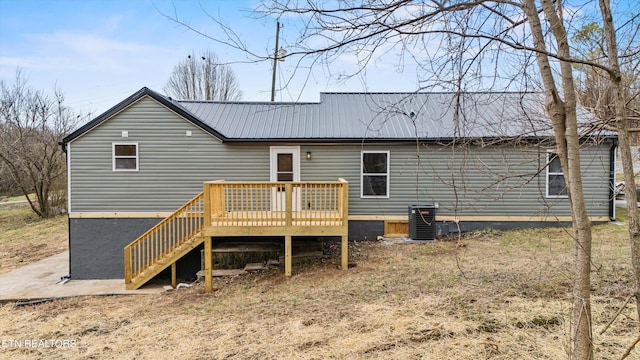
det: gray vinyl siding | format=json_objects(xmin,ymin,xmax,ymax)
[
  {"xmin": 69, "ymin": 96, "xmax": 271, "ymax": 212},
  {"xmin": 69, "ymin": 96, "xmax": 612, "ymax": 218},
  {"xmin": 299, "ymin": 143, "xmax": 612, "ymax": 218}
]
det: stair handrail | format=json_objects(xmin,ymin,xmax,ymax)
[{"xmin": 124, "ymin": 192, "xmax": 204, "ymax": 284}]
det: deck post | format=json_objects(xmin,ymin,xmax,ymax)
[
  {"xmin": 203, "ymin": 183, "xmax": 212, "ymax": 227},
  {"xmin": 340, "ymin": 178, "xmax": 349, "ymax": 270},
  {"xmin": 124, "ymin": 247, "xmax": 132, "ymax": 285},
  {"xmin": 210, "ymin": 180, "xmax": 224, "ymax": 219},
  {"xmin": 341, "ymin": 234, "xmax": 348, "ymax": 270},
  {"xmin": 285, "ymin": 235, "xmax": 292, "ymax": 276},
  {"xmin": 204, "ymin": 182, "xmax": 213, "ymax": 293},
  {"xmin": 171, "ymin": 262, "xmax": 177, "ymax": 288},
  {"xmin": 204, "ymin": 236, "xmax": 212, "ymax": 293}
]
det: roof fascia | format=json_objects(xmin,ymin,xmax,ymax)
[{"xmin": 220, "ymin": 135, "xmax": 616, "ymax": 145}]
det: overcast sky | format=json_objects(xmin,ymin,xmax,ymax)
[{"xmin": 0, "ymin": 0, "xmax": 425, "ymax": 118}]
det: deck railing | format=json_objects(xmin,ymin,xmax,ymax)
[
  {"xmin": 203, "ymin": 178, "xmax": 349, "ymax": 227},
  {"xmin": 124, "ymin": 192, "xmax": 204, "ymax": 284}
]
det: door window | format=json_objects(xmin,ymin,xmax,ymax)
[{"xmin": 277, "ymin": 153, "xmax": 294, "ymax": 181}]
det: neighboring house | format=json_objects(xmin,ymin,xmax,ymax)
[{"xmin": 61, "ymin": 87, "xmax": 616, "ymax": 284}]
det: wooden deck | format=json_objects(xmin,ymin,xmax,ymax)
[{"xmin": 124, "ymin": 179, "xmax": 349, "ymax": 292}]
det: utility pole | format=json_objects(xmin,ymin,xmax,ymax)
[{"xmin": 271, "ymin": 20, "xmax": 281, "ymax": 102}]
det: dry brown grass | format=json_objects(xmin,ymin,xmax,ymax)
[
  {"xmin": 0, "ymin": 206, "xmax": 638, "ymax": 359},
  {"xmin": 0, "ymin": 204, "xmax": 67, "ymax": 275}
]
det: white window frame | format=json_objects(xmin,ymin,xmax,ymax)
[
  {"xmin": 112, "ymin": 142, "xmax": 139, "ymax": 172},
  {"xmin": 361, "ymin": 150, "xmax": 390, "ymax": 199},
  {"xmin": 546, "ymin": 151, "xmax": 567, "ymax": 198}
]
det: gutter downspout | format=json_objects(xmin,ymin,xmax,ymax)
[
  {"xmin": 609, "ymin": 139, "xmax": 618, "ymax": 221},
  {"xmin": 59, "ymin": 140, "xmax": 72, "ymax": 279}
]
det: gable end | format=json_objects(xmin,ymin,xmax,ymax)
[{"xmin": 60, "ymin": 87, "xmax": 226, "ymax": 149}]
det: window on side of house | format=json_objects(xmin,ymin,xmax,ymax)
[
  {"xmin": 546, "ymin": 152, "xmax": 567, "ymax": 198},
  {"xmin": 113, "ymin": 143, "xmax": 138, "ymax": 171},
  {"xmin": 361, "ymin": 151, "xmax": 389, "ymax": 198}
]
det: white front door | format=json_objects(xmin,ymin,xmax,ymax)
[{"xmin": 270, "ymin": 146, "xmax": 301, "ymax": 211}]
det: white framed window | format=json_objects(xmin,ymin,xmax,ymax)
[
  {"xmin": 112, "ymin": 143, "xmax": 139, "ymax": 171},
  {"xmin": 361, "ymin": 151, "xmax": 389, "ymax": 198},
  {"xmin": 546, "ymin": 152, "xmax": 567, "ymax": 198}
]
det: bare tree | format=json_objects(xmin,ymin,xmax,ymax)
[
  {"xmin": 519, "ymin": 2, "xmax": 594, "ymax": 356},
  {"xmin": 0, "ymin": 159, "xmax": 16, "ymax": 196},
  {"xmin": 572, "ymin": 21, "xmax": 640, "ymax": 131},
  {"xmin": 165, "ymin": 0, "xmax": 639, "ymax": 357},
  {"xmin": 256, "ymin": 1, "xmax": 632, "ymax": 357},
  {"xmin": 246, "ymin": 2, "xmax": 593, "ymax": 357},
  {"xmin": 0, "ymin": 69, "xmax": 76, "ymax": 218},
  {"xmin": 598, "ymin": 0, "xmax": 640, "ymax": 329},
  {"xmin": 164, "ymin": 50, "xmax": 242, "ymax": 101},
  {"xmin": 570, "ymin": 2, "xmax": 640, "ymax": 329}
]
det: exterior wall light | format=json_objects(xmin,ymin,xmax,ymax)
[{"xmin": 306, "ymin": 151, "xmax": 312, "ymax": 160}]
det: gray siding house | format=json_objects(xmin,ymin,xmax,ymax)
[{"xmin": 61, "ymin": 88, "xmax": 616, "ymax": 280}]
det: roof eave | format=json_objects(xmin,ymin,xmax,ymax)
[{"xmin": 220, "ymin": 134, "xmax": 617, "ymax": 144}]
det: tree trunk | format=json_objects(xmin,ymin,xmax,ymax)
[
  {"xmin": 599, "ymin": 0, "xmax": 640, "ymax": 325},
  {"xmin": 523, "ymin": 0, "xmax": 593, "ymax": 357},
  {"xmin": 616, "ymin": 102, "xmax": 640, "ymax": 326}
]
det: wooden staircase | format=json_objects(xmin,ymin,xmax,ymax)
[{"xmin": 124, "ymin": 192, "xmax": 205, "ymax": 290}]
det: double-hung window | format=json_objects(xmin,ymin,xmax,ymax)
[
  {"xmin": 113, "ymin": 143, "xmax": 139, "ymax": 171},
  {"xmin": 361, "ymin": 151, "xmax": 389, "ymax": 198},
  {"xmin": 546, "ymin": 152, "xmax": 567, "ymax": 197}
]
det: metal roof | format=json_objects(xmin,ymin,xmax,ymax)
[
  {"xmin": 62, "ymin": 87, "xmax": 605, "ymax": 146},
  {"xmin": 175, "ymin": 92, "xmax": 583, "ymax": 141}
]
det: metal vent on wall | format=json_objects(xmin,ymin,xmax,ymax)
[{"xmin": 408, "ymin": 205, "xmax": 437, "ymax": 241}]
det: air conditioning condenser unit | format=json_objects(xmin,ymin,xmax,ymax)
[{"xmin": 408, "ymin": 205, "xmax": 437, "ymax": 241}]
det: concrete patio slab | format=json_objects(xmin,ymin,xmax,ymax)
[{"xmin": 0, "ymin": 251, "xmax": 163, "ymax": 302}]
